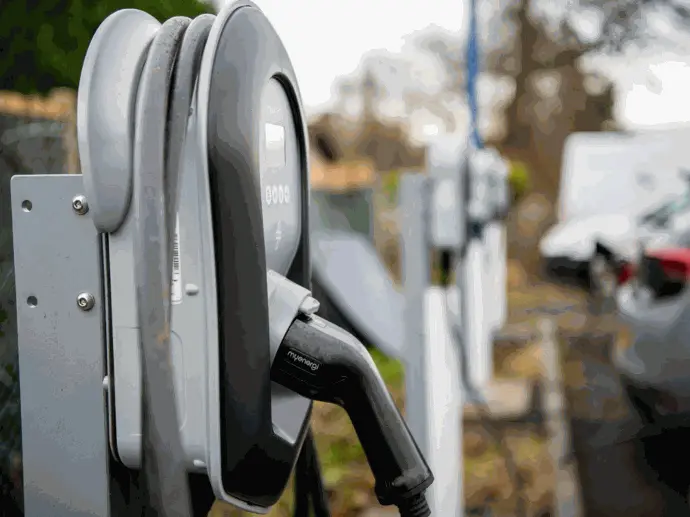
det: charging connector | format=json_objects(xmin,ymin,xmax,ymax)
[{"xmin": 272, "ymin": 314, "xmax": 434, "ymax": 517}]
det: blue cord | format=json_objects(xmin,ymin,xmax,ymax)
[{"xmin": 466, "ymin": 0, "xmax": 483, "ymax": 149}]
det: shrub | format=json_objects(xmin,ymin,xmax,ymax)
[{"xmin": 508, "ymin": 160, "xmax": 531, "ymax": 203}]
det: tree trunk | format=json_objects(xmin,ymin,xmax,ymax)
[
  {"xmin": 498, "ymin": 0, "xmax": 615, "ymax": 279},
  {"xmin": 501, "ymin": 0, "xmax": 539, "ymax": 151}
]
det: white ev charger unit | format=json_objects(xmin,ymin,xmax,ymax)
[
  {"xmin": 459, "ymin": 146, "xmax": 511, "ymax": 392},
  {"xmin": 471, "ymin": 148, "xmax": 510, "ymax": 336}
]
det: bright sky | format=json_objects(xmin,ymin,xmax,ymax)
[
  {"xmin": 249, "ymin": 0, "xmax": 465, "ymax": 111},
  {"xmin": 619, "ymin": 59, "xmax": 690, "ymax": 129},
  {"xmin": 222, "ymin": 0, "xmax": 690, "ymax": 130}
]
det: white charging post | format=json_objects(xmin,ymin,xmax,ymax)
[
  {"xmin": 475, "ymin": 149, "xmax": 510, "ymax": 337},
  {"xmin": 464, "ymin": 148, "xmax": 511, "ymax": 392},
  {"xmin": 463, "ymin": 149, "xmax": 492, "ymax": 393},
  {"xmin": 400, "ymin": 137, "xmax": 511, "ymax": 517},
  {"xmin": 400, "ymin": 136, "xmax": 467, "ymax": 517}
]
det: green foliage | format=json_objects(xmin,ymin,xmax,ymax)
[
  {"xmin": 321, "ymin": 435, "xmax": 367, "ymax": 486},
  {"xmin": 0, "ymin": 0, "xmax": 215, "ymax": 94},
  {"xmin": 380, "ymin": 170, "xmax": 400, "ymax": 203},
  {"xmin": 368, "ymin": 347, "xmax": 404, "ymax": 390},
  {"xmin": 508, "ymin": 160, "xmax": 531, "ymax": 202}
]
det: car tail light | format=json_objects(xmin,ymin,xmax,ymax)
[
  {"xmin": 639, "ymin": 248, "xmax": 690, "ymax": 299},
  {"xmin": 617, "ymin": 262, "xmax": 635, "ymax": 285}
]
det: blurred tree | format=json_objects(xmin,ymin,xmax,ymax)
[
  {"xmin": 0, "ymin": 0, "xmax": 215, "ymax": 94},
  {"xmin": 332, "ymin": 0, "xmax": 690, "ymax": 275}
]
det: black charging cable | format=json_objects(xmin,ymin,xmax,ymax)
[
  {"xmin": 132, "ymin": 13, "xmax": 214, "ymax": 517},
  {"xmin": 294, "ymin": 428, "xmax": 331, "ymax": 517},
  {"xmin": 438, "ymin": 248, "xmax": 526, "ymax": 517},
  {"xmin": 293, "ymin": 443, "xmax": 311, "ymax": 517}
]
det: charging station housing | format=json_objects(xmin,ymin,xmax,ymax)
[{"xmin": 13, "ymin": 2, "xmax": 315, "ymax": 514}]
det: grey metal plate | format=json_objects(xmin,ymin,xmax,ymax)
[
  {"xmin": 11, "ymin": 174, "xmax": 109, "ymax": 517},
  {"xmin": 399, "ymin": 174, "xmax": 464, "ymax": 517},
  {"xmin": 311, "ymin": 229, "xmax": 404, "ymax": 358}
]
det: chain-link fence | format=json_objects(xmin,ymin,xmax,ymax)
[{"xmin": 0, "ymin": 89, "xmax": 77, "ymax": 516}]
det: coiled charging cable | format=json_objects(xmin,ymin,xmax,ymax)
[
  {"xmin": 132, "ymin": 14, "xmax": 214, "ymax": 517},
  {"xmin": 134, "ymin": 13, "xmax": 337, "ymax": 517}
]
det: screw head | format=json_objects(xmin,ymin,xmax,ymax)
[
  {"xmin": 72, "ymin": 195, "xmax": 89, "ymax": 215},
  {"xmin": 77, "ymin": 292, "xmax": 95, "ymax": 311}
]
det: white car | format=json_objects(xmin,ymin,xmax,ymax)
[
  {"xmin": 540, "ymin": 213, "xmax": 638, "ymax": 286},
  {"xmin": 540, "ymin": 187, "xmax": 690, "ymax": 295}
]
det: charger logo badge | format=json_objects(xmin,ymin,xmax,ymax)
[{"xmin": 286, "ymin": 349, "xmax": 321, "ymax": 373}]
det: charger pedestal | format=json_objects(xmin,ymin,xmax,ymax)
[
  {"xmin": 12, "ymin": 175, "xmax": 112, "ymax": 517},
  {"xmin": 400, "ymin": 174, "xmax": 464, "ymax": 517},
  {"xmin": 399, "ymin": 143, "xmax": 510, "ymax": 517}
]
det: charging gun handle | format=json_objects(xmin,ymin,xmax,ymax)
[{"xmin": 272, "ymin": 315, "xmax": 434, "ymax": 516}]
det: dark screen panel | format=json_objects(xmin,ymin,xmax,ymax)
[{"xmin": 310, "ymin": 189, "xmax": 374, "ymax": 242}]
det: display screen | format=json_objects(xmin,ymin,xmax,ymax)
[
  {"xmin": 265, "ymin": 123, "xmax": 286, "ymax": 169},
  {"xmin": 259, "ymin": 79, "xmax": 302, "ymax": 276}
]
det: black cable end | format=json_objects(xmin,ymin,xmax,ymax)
[{"xmin": 397, "ymin": 493, "xmax": 430, "ymax": 517}]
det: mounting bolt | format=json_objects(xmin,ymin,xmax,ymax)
[
  {"xmin": 72, "ymin": 195, "xmax": 89, "ymax": 215},
  {"xmin": 77, "ymin": 292, "xmax": 95, "ymax": 311}
]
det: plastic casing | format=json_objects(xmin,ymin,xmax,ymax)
[
  {"xmin": 427, "ymin": 136, "xmax": 467, "ymax": 250},
  {"xmin": 84, "ymin": 1, "xmax": 313, "ymax": 513},
  {"xmin": 199, "ymin": 3, "xmax": 313, "ymax": 509}
]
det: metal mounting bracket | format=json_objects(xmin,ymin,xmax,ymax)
[{"xmin": 11, "ymin": 174, "xmax": 110, "ymax": 517}]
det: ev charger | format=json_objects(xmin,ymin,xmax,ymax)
[
  {"xmin": 49, "ymin": 2, "xmax": 313, "ymax": 513},
  {"xmin": 13, "ymin": 3, "xmax": 434, "ymax": 516},
  {"xmin": 463, "ymin": 147, "xmax": 511, "ymax": 391},
  {"xmin": 399, "ymin": 166, "xmax": 464, "ymax": 517},
  {"xmin": 425, "ymin": 139, "xmax": 510, "ymax": 394},
  {"xmin": 425, "ymin": 136, "xmax": 496, "ymax": 393},
  {"xmin": 470, "ymin": 149, "xmax": 510, "ymax": 336},
  {"xmin": 405, "ymin": 138, "xmax": 509, "ymax": 517},
  {"xmin": 427, "ymin": 136, "xmax": 467, "ymax": 251}
]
